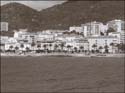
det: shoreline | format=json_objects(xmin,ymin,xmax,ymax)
[{"xmin": 1, "ymin": 53, "xmax": 125, "ymax": 58}]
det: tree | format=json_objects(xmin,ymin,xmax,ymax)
[
  {"xmin": 116, "ymin": 43, "xmax": 125, "ymax": 53},
  {"xmin": 37, "ymin": 44, "xmax": 41, "ymax": 50},
  {"xmin": 92, "ymin": 44, "xmax": 97, "ymax": 53},
  {"xmin": 9, "ymin": 45, "xmax": 13, "ymax": 52},
  {"xmin": 99, "ymin": 46, "xmax": 103, "ymax": 53},
  {"xmin": 115, "ymin": 44, "xmax": 120, "ymax": 53},
  {"xmin": 67, "ymin": 45, "xmax": 72, "ymax": 53},
  {"xmin": 15, "ymin": 46, "xmax": 19, "ymax": 53},
  {"xmin": 20, "ymin": 44, "xmax": 25, "ymax": 54},
  {"xmin": 26, "ymin": 47, "xmax": 30, "ymax": 53},
  {"xmin": 104, "ymin": 45, "xmax": 109, "ymax": 53},
  {"xmin": 107, "ymin": 27, "xmax": 116, "ymax": 35},
  {"xmin": 43, "ymin": 44, "xmax": 47, "ymax": 52},
  {"xmin": 54, "ymin": 44, "xmax": 58, "ymax": 52},
  {"xmin": 60, "ymin": 43, "xmax": 65, "ymax": 52},
  {"xmin": 80, "ymin": 46, "xmax": 84, "ymax": 53},
  {"xmin": 31, "ymin": 42, "xmax": 36, "ymax": 51},
  {"xmin": 110, "ymin": 42, "xmax": 114, "ymax": 53},
  {"xmin": 20, "ymin": 44, "xmax": 24, "ymax": 51},
  {"xmin": 49, "ymin": 43, "xmax": 52, "ymax": 52},
  {"xmin": 100, "ymin": 32, "xmax": 104, "ymax": 36},
  {"xmin": 74, "ymin": 47, "xmax": 78, "ymax": 53}
]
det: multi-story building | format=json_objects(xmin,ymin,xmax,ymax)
[
  {"xmin": 0, "ymin": 36, "xmax": 9, "ymax": 51},
  {"xmin": 120, "ymin": 31, "xmax": 125, "ymax": 44},
  {"xmin": 87, "ymin": 36, "xmax": 119, "ymax": 53},
  {"xmin": 107, "ymin": 19, "xmax": 125, "ymax": 32},
  {"xmin": 82, "ymin": 21, "xmax": 107, "ymax": 37},
  {"xmin": 0, "ymin": 22, "xmax": 9, "ymax": 31}
]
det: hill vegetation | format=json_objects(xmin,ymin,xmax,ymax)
[{"xmin": 1, "ymin": 1, "xmax": 124, "ymax": 36}]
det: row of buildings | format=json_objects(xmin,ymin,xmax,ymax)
[{"xmin": 0, "ymin": 19, "xmax": 125, "ymax": 53}]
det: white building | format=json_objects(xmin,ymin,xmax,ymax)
[
  {"xmin": 107, "ymin": 19, "xmax": 125, "ymax": 32},
  {"xmin": 82, "ymin": 21, "xmax": 107, "ymax": 37},
  {"xmin": 69, "ymin": 26, "xmax": 83, "ymax": 33},
  {"xmin": 4, "ymin": 37, "xmax": 18, "ymax": 51},
  {"xmin": 0, "ymin": 36, "xmax": 9, "ymax": 51},
  {"xmin": 87, "ymin": 36, "xmax": 120, "ymax": 53},
  {"xmin": 0, "ymin": 22, "xmax": 9, "ymax": 31},
  {"xmin": 120, "ymin": 31, "xmax": 125, "ymax": 44},
  {"xmin": 108, "ymin": 32, "xmax": 121, "ymax": 43},
  {"xmin": 36, "ymin": 32, "xmax": 55, "ymax": 42}
]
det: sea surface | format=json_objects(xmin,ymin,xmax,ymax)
[{"xmin": 1, "ymin": 57, "xmax": 124, "ymax": 92}]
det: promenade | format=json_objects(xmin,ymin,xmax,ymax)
[{"xmin": 1, "ymin": 52, "xmax": 125, "ymax": 58}]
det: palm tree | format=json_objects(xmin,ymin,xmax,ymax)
[
  {"xmin": 80, "ymin": 46, "xmax": 84, "ymax": 53},
  {"xmin": 67, "ymin": 45, "xmax": 72, "ymax": 53},
  {"xmin": 20, "ymin": 44, "xmax": 24, "ymax": 51},
  {"xmin": 9, "ymin": 45, "xmax": 13, "ymax": 52},
  {"xmin": 74, "ymin": 47, "xmax": 78, "ymax": 53},
  {"xmin": 92, "ymin": 44, "xmax": 97, "ymax": 53},
  {"xmin": 60, "ymin": 43, "xmax": 65, "ymax": 52},
  {"xmin": 26, "ymin": 47, "xmax": 29, "ymax": 52},
  {"xmin": 116, "ymin": 43, "xmax": 125, "ymax": 53},
  {"xmin": 99, "ymin": 46, "xmax": 103, "ymax": 53},
  {"xmin": 37, "ymin": 44, "xmax": 41, "ymax": 50},
  {"xmin": 104, "ymin": 45, "xmax": 109, "ymax": 53},
  {"xmin": 54, "ymin": 44, "xmax": 58, "ymax": 52},
  {"xmin": 20, "ymin": 44, "xmax": 24, "ymax": 53},
  {"xmin": 110, "ymin": 42, "xmax": 114, "ymax": 53},
  {"xmin": 49, "ymin": 43, "xmax": 52, "ymax": 52},
  {"xmin": 15, "ymin": 46, "xmax": 19, "ymax": 53},
  {"xmin": 116, "ymin": 44, "xmax": 120, "ymax": 53},
  {"xmin": 31, "ymin": 42, "xmax": 36, "ymax": 52},
  {"xmin": 43, "ymin": 44, "xmax": 47, "ymax": 53},
  {"xmin": 37, "ymin": 44, "xmax": 41, "ymax": 53}
]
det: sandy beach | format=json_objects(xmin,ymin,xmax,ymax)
[
  {"xmin": 1, "ymin": 57, "xmax": 124, "ymax": 92},
  {"xmin": 1, "ymin": 52, "xmax": 125, "ymax": 58}
]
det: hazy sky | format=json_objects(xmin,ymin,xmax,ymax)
[{"xmin": 1, "ymin": 1, "xmax": 66, "ymax": 11}]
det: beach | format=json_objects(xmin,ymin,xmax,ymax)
[
  {"xmin": 1, "ymin": 52, "xmax": 125, "ymax": 58},
  {"xmin": 1, "ymin": 56, "xmax": 124, "ymax": 92}
]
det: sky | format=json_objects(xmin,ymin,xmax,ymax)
[{"xmin": 1, "ymin": 0, "xmax": 66, "ymax": 11}]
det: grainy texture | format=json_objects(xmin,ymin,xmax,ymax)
[{"xmin": 1, "ymin": 57, "xmax": 124, "ymax": 92}]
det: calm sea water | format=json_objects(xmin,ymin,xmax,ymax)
[{"xmin": 1, "ymin": 57, "xmax": 124, "ymax": 92}]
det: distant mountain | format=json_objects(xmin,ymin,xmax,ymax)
[{"xmin": 1, "ymin": 1, "xmax": 125, "ymax": 36}]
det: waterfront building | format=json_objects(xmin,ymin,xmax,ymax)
[
  {"xmin": 0, "ymin": 36, "xmax": 9, "ymax": 52},
  {"xmin": 4, "ymin": 37, "xmax": 18, "ymax": 51},
  {"xmin": 87, "ymin": 36, "xmax": 119, "ymax": 53}
]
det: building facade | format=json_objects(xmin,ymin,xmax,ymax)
[{"xmin": 82, "ymin": 21, "xmax": 107, "ymax": 37}]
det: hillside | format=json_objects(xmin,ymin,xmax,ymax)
[
  {"xmin": 39, "ymin": 1, "xmax": 124, "ymax": 30},
  {"xmin": 1, "ymin": 2, "xmax": 40, "ymax": 32},
  {"xmin": 1, "ymin": 1, "xmax": 125, "ymax": 36}
]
